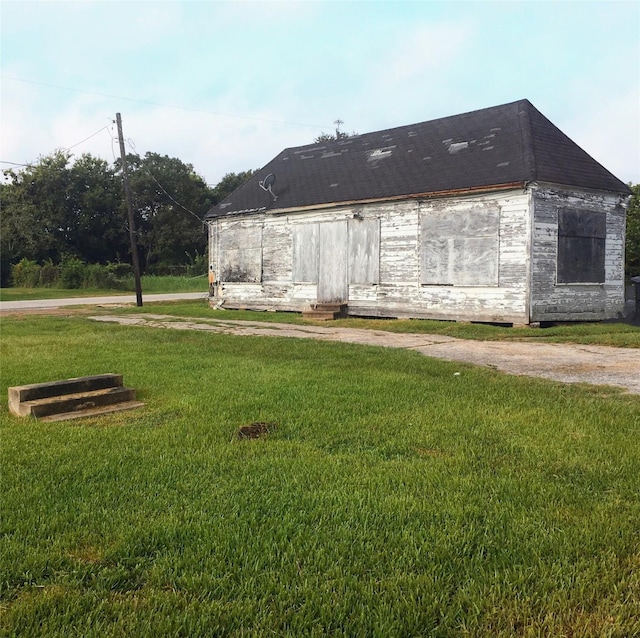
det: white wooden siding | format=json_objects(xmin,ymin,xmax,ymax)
[
  {"xmin": 210, "ymin": 190, "xmax": 532, "ymax": 323},
  {"xmin": 530, "ymin": 184, "xmax": 625, "ymax": 321}
]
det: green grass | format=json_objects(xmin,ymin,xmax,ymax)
[
  {"xmin": 0, "ymin": 276, "xmax": 207, "ymax": 302},
  {"xmin": 0, "ymin": 288, "xmax": 133, "ymax": 302},
  {"xmin": 1, "ymin": 314, "xmax": 639, "ymax": 636}
]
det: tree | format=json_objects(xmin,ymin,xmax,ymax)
[
  {"xmin": 117, "ymin": 152, "xmax": 215, "ymax": 272},
  {"xmin": 314, "ymin": 130, "xmax": 354, "ymax": 144},
  {"xmin": 66, "ymin": 154, "xmax": 127, "ymax": 264},
  {"xmin": 0, "ymin": 147, "xmax": 258, "ymax": 285},
  {"xmin": 211, "ymin": 169, "xmax": 257, "ymax": 204},
  {"xmin": 1, "ymin": 151, "xmax": 127, "ymax": 284},
  {"xmin": 626, "ymin": 183, "xmax": 640, "ymax": 280},
  {"xmin": 314, "ymin": 120, "xmax": 357, "ymax": 144},
  {"xmin": 1, "ymin": 151, "xmax": 72, "ymax": 268}
]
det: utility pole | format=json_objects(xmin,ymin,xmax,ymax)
[{"xmin": 115, "ymin": 113, "xmax": 143, "ymax": 307}]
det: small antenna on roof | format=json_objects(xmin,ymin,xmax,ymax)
[{"xmin": 259, "ymin": 173, "xmax": 278, "ymax": 201}]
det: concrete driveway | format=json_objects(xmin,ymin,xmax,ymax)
[
  {"xmin": 89, "ymin": 314, "xmax": 640, "ymax": 396},
  {"xmin": 2, "ymin": 294, "xmax": 638, "ymax": 395}
]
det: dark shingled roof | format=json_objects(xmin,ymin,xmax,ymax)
[{"xmin": 206, "ymin": 99, "xmax": 630, "ymax": 218}]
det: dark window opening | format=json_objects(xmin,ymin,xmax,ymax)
[{"xmin": 557, "ymin": 209, "xmax": 605, "ymax": 284}]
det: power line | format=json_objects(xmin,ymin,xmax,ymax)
[
  {"xmin": 124, "ymin": 138, "xmax": 205, "ymax": 223},
  {"xmin": 0, "ymin": 161, "xmax": 31, "ymax": 167},
  {"xmin": 2, "ymin": 74, "xmax": 331, "ymax": 129},
  {"xmin": 2, "ymin": 122, "xmax": 115, "ymax": 170},
  {"xmin": 146, "ymin": 171, "xmax": 204, "ymax": 223},
  {"xmin": 63, "ymin": 124, "xmax": 112, "ymax": 151}
]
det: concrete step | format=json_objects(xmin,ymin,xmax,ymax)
[
  {"xmin": 8, "ymin": 374, "xmax": 144, "ymax": 421},
  {"xmin": 17, "ymin": 386, "xmax": 138, "ymax": 419},
  {"xmin": 302, "ymin": 303, "xmax": 347, "ymax": 321},
  {"xmin": 9, "ymin": 374, "xmax": 123, "ymax": 410},
  {"xmin": 39, "ymin": 400, "xmax": 146, "ymax": 423},
  {"xmin": 302, "ymin": 310, "xmax": 342, "ymax": 321},
  {"xmin": 313, "ymin": 303, "xmax": 347, "ymax": 313}
]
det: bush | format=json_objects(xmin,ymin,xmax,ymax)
[
  {"xmin": 83, "ymin": 263, "xmax": 108, "ymax": 289},
  {"xmin": 104, "ymin": 262, "xmax": 132, "ymax": 290},
  {"xmin": 11, "ymin": 259, "xmax": 41, "ymax": 288},
  {"xmin": 59, "ymin": 256, "xmax": 86, "ymax": 289},
  {"xmin": 39, "ymin": 260, "xmax": 60, "ymax": 287},
  {"xmin": 60, "ymin": 260, "xmax": 131, "ymax": 290},
  {"xmin": 186, "ymin": 252, "xmax": 207, "ymax": 278}
]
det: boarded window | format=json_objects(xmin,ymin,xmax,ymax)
[
  {"xmin": 349, "ymin": 218, "xmax": 380, "ymax": 284},
  {"xmin": 420, "ymin": 208, "xmax": 499, "ymax": 285},
  {"xmin": 557, "ymin": 209, "xmax": 605, "ymax": 284},
  {"xmin": 220, "ymin": 225, "xmax": 262, "ymax": 283},
  {"xmin": 292, "ymin": 224, "xmax": 319, "ymax": 283}
]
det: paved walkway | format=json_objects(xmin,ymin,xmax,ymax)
[{"xmin": 89, "ymin": 314, "xmax": 640, "ymax": 396}]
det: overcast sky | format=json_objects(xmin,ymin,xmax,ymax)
[{"xmin": 2, "ymin": 0, "xmax": 639, "ymax": 188}]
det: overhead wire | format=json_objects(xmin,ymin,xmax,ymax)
[
  {"xmin": 63, "ymin": 124, "xmax": 112, "ymax": 151},
  {"xmin": 2, "ymin": 74, "xmax": 332, "ymax": 130},
  {"xmin": 2, "ymin": 120, "xmax": 116, "ymax": 171},
  {"xmin": 0, "ymin": 161, "xmax": 31, "ymax": 167},
  {"xmin": 124, "ymin": 138, "xmax": 205, "ymax": 223}
]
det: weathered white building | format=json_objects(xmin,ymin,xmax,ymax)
[{"xmin": 206, "ymin": 100, "xmax": 631, "ymax": 324}]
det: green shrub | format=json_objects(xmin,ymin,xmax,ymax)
[
  {"xmin": 105, "ymin": 262, "xmax": 132, "ymax": 290},
  {"xmin": 185, "ymin": 252, "xmax": 207, "ymax": 277},
  {"xmin": 10, "ymin": 259, "xmax": 41, "ymax": 288},
  {"xmin": 59, "ymin": 256, "xmax": 85, "ymax": 289},
  {"xmin": 38, "ymin": 260, "xmax": 60, "ymax": 287},
  {"xmin": 108, "ymin": 262, "xmax": 132, "ymax": 279}
]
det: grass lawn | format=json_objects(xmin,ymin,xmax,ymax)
[
  {"xmin": 0, "ymin": 276, "xmax": 207, "ymax": 302},
  {"xmin": 1, "ymin": 313, "xmax": 639, "ymax": 636},
  {"xmin": 0, "ymin": 288, "xmax": 134, "ymax": 302}
]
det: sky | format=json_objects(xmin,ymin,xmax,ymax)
[{"xmin": 1, "ymin": 0, "xmax": 639, "ymax": 189}]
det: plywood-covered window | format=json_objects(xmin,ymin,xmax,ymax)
[
  {"xmin": 292, "ymin": 224, "xmax": 319, "ymax": 283},
  {"xmin": 557, "ymin": 208, "xmax": 605, "ymax": 284},
  {"xmin": 420, "ymin": 208, "xmax": 499, "ymax": 286},
  {"xmin": 349, "ymin": 218, "xmax": 380, "ymax": 284},
  {"xmin": 220, "ymin": 225, "xmax": 262, "ymax": 283}
]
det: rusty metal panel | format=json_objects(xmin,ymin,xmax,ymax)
[
  {"xmin": 293, "ymin": 223, "xmax": 319, "ymax": 283},
  {"xmin": 220, "ymin": 224, "xmax": 262, "ymax": 283},
  {"xmin": 420, "ymin": 208, "xmax": 499, "ymax": 285},
  {"xmin": 318, "ymin": 221, "xmax": 348, "ymax": 303},
  {"xmin": 349, "ymin": 218, "xmax": 380, "ymax": 284}
]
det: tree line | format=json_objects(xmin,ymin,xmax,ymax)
[{"xmin": 0, "ymin": 150, "xmax": 255, "ymax": 287}]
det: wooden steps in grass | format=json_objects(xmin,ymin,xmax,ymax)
[
  {"xmin": 302, "ymin": 303, "xmax": 347, "ymax": 321},
  {"xmin": 8, "ymin": 374, "xmax": 144, "ymax": 422}
]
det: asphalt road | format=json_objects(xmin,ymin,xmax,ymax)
[{"xmin": 0, "ymin": 292, "xmax": 207, "ymax": 312}]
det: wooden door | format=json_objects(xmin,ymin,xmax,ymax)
[{"xmin": 317, "ymin": 221, "xmax": 348, "ymax": 303}]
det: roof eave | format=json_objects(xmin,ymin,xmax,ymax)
[{"xmin": 207, "ymin": 182, "xmax": 528, "ymax": 218}]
